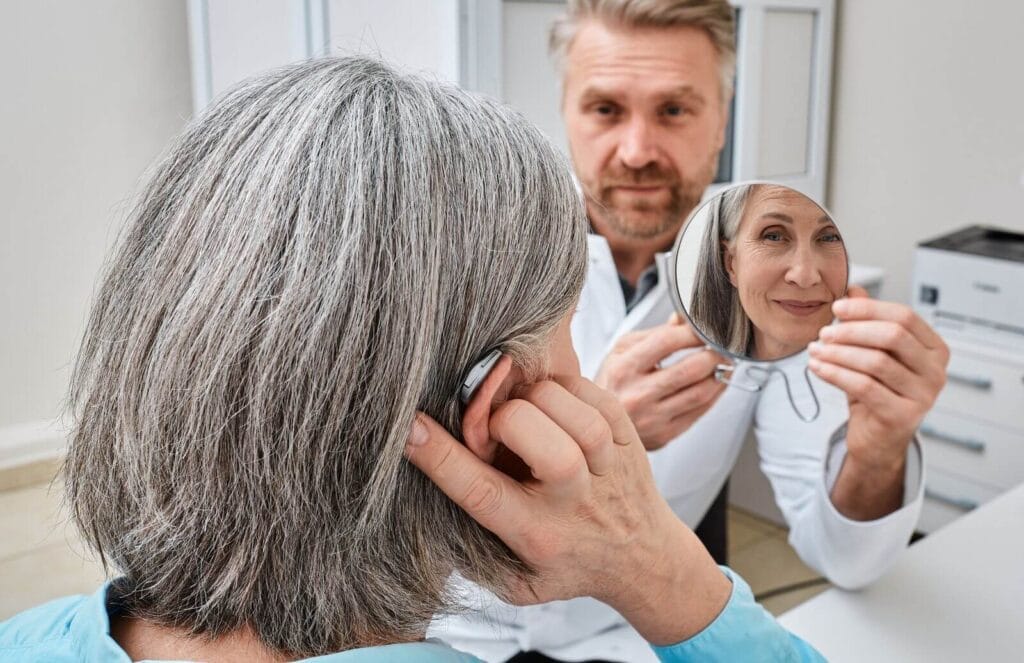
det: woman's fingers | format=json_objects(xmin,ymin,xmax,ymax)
[
  {"xmin": 517, "ymin": 381, "xmax": 616, "ymax": 477},
  {"xmin": 489, "ymin": 399, "xmax": 589, "ymax": 491},
  {"xmin": 405, "ymin": 414, "xmax": 523, "ymax": 536},
  {"xmin": 555, "ymin": 376, "xmax": 641, "ymax": 448}
]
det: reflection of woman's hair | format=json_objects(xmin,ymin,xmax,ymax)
[
  {"xmin": 689, "ymin": 184, "xmax": 761, "ymax": 355},
  {"xmin": 65, "ymin": 57, "xmax": 587, "ymax": 656}
]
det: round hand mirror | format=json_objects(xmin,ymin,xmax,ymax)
[{"xmin": 668, "ymin": 183, "xmax": 849, "ymax": 419}]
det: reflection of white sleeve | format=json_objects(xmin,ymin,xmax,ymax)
[{"xmin": 753, "ymin": 352, "xmax": 925, "ymax": 590}]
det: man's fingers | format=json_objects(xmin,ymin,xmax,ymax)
[
  {"xmin": 555, "ymin": 376, "xmax": 641, "ymax": 448},
  {"xmin": 518, "ymin": 381, "xmax": 616, "ymax": 477},
  {"xmin": 626, "ymin": 323, "xmax": 704, "ymax": 369},
  {"xmin": 651, "ymin": 349, "xmax": 721, "ymax": 395},
  {"xmin": 658, "ymin": 375, "xmax": 726, "ymax": 417},
  {"xmin": 819, "ymin": 320, "xmax": 936, "ymax": 377},
  {"xmin": 808, "ymin": 358, "xmax": 915, "ymax": 415},
  {"xmin": 846, "ymin": 284, "xmax": 870, "ymax": 299},
  {"xmin": 489, "ymin": 399, "xmax": 589, "ymax": 490},
  {"xmin": 666, "ymin": 394, "xmax": 719, "ymax": 435},
  {"xmin": 405, "ymin": 414, "xmax": 522, "ymax": 535},
  {"xmin": 808, "ymin": 341, "xmax": 929, "ymax": 402},
  {"xmin": 831, "ymin": 297, "xmax": 945, "ymax": 351}
]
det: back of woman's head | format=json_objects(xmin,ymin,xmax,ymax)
[{"xmin": 66, "ymin": 56, "xmax": 587, "ymax": 656}]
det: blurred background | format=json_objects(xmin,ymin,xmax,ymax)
[{"xmin": 2, "ymin": 0, "xmax": 1023, "ymax": 620}]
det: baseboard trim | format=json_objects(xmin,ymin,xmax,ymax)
[{"xmin": 0, "ymin": 420, "xmax": 67, "ymax": 491}]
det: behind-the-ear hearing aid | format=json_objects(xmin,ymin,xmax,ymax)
[{"xmin": 459, "ymin": 349, "xmax": 503, "ymax": 405}]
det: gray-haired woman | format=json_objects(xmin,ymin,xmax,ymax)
[{"xmin": 0, "ymin": 57, "xmax": 822, "ymax": 662}]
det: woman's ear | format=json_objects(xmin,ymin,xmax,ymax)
[
  {"xmin": 722, "ymin": 240, "xmax": 738, "ymax": 288},
  {"xmin": 461, "ymin": 354, "xmax": 514, "ymax": 464}
]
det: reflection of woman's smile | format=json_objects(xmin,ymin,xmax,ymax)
[{"xmin": 773, "ymin": 299, "xmax": 830, "ymax": 317}]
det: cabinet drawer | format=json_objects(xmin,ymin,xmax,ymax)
[
  {"xmin": 921, "ymin": 411, "xmax": 1024, "ymax": 490},
  {"xmin": 918, "ymin": 467, "xmax": 1002, "ymax": 534},
  {"xmin": 934, "ymin": 351, "xmax": 1024, "ymax": 431}
]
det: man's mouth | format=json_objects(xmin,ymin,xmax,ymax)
[
  {"xmin": 774, "ymin": 299, "xmax": 828, "ymax": 317},
  {"xmin": 612, "ymin": 184, "xmax": 669, "ymax": 194}
]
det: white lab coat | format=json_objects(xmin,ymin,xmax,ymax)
[{"xmin": 429, "ymin": 233, "xmax": 924, "ymax": 662}]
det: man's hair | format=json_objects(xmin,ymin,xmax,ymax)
[
  {"xmin": 690, "ymin": 183, "xmax": 755, "ymax": 355},
  {"xmin": 549, "ymin": 0, "xmax": 737, "ymax": 100},
  {"xmin": 65, "ymin": 56, "xmax": 587, "ymax": 657}
]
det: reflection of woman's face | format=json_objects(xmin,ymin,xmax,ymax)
[{"xmin": 723, "ymin": 186, "xmax": 847, "ymax": 360}]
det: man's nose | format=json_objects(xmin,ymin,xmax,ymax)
[
  {"xmin": 785, "ymin": 247, "xmax": 824, "ymax": 289},
  {"xmin": 616, "ymin": 117, "xmax": 660, "ymax": 169}
]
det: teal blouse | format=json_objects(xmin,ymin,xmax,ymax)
[{"xmin": 0, "ymin": 567, "xmax": 822, "ymax": 662}]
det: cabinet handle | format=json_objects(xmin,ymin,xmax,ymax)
[
  {"xmin": 925, "ymin": 488, "xmax": 979, "ymax": 512},
  {"xmin": 919, "ymin": 424, "xmax": 986, "ymax": 453},
  {"xmin": 947, "ymin": 371, "xmax": 992, "ymax": 391}
]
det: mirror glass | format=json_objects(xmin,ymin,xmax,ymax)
[{"xmin": 670, "ymin": 183, "xmax": 849, "ymax": 362}]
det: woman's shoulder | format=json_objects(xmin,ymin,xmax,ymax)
[
  {"xmin": 303, "ymin": 639, "xmax": 481, "ymax": 662},
  {"xmin": 0, "ymin": 591, "xmax": 97, "ymax": 661}
]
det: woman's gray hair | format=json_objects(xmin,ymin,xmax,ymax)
[
  {"xmin": 65, "ymin": 56, "xmax": 587, "ymax": 656},
  {"xmin": 689, "ymin": 183, "xmax": 756, "ymax": 355}
]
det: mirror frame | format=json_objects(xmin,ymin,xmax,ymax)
[{"xmin": 667, "ymin": 180, "xmax": 850, "ymax": 364}]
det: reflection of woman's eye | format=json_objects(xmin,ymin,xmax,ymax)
[{"xmin": 819, "ymin": 231, "xmax": 843, "ymax": 243}]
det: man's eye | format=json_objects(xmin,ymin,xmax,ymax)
[
  {"xmin": 594, "ymin": 103, "xmax": 618, "ymax": 116},
  {"xmin": 663, "ymin": 105, "xmax": 687, "ymax": 117}
]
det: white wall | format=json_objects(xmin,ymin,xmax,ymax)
[
  {"xmin": 827, "ymin": 0, "xmax": 1024, "ymax": 304},
  {"xmin": 193, "ymin": 0, "xmax": 460, "ymax": 112},
  {"xmin": 327, "ymin": 0, "xmax": 460, "ymax": 83},
  {"xmin": 0, "ymin": 1, "xmax": 192, "ymax": 455}
]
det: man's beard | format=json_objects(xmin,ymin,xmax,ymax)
[{"xmin": 587, "ymin": 155, "xmax": 717, "ymax": 240}]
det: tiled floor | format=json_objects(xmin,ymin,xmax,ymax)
[
  {"xmin": 726, "ymin": 508, "xmax": 832, "ymax": 615},
  {"xmin": 0, "ymin": 471, "xmax": 828, "ymax": 622}
]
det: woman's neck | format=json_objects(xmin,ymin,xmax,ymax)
[
  {"xmin": 110, "ymin": 614, "xmax": 423, "ymax": 662},
  {"xmin": 111, "ymin": 615, "xmax": 288, "ymax": 663}
]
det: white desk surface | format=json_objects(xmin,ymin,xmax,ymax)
[{"xmin": 779, "ymin": 482, "xmax": 1024, "ymax": 662}]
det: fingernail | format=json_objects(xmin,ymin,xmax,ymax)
[
  {"xmin": 819, "ymin": 327, "xmax": 835, "ymax": 341},
  {"xmin": 808, "ymin": 341, "xmax": 822, "ymax": 354},
  {"xmin": 833, "ymin": 299, "xmax": 849, "ymax": 315},
  {"xmin": 407, "ymin": 417, "xmax": 429, "ymax": 448},
  {"xmin": 808, "ymin": 358, "xmax": 822, "ymax": 371}
]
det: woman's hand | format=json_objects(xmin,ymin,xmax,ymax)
[{"xmin": 404, "ymin": 376, "xmax": 730, "ymax": 645}]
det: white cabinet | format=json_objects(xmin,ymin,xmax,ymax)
[
  {"xmin": 917, "ymin": 340, "xmax": 1024, "ymax": 533},
  {"xmin": 911, "ymin": 227, "xmax": 1024, "ymax": 533}
]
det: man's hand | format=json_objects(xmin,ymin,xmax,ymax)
[
  {"xmin": 595, "ymin": 315, "xmax": 726, "ymax": 450},
  {"xmin": 808, "ymin": 285, "xmax": 949, "ymax": 520},
  {"xmin": 404, "ymin": 376, "xmax": 730, "ymax": 645}
]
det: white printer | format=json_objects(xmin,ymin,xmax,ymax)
[
  {"xmin": 912, "ymin": 226, "xmax": 1024, "ymax": 351},
  {"xmin": 911, "ymin": 225, "xmax": 1024, "ymax": 533}
]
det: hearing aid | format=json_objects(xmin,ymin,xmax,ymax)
[{"xmin": 459, "ymin": 349, "xmax": 503, "ymax": 405}]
